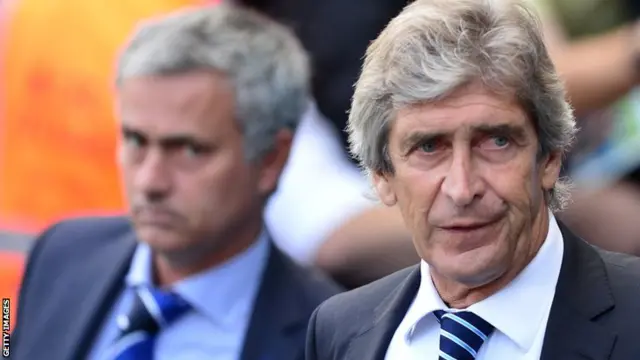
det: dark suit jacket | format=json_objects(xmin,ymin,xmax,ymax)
[
  {"xmin": 306, "ymin": 223, "xmax": 640, "ymax": 360},
  {"xmin": 10, "ymin": 216, "xmax": 343, "ymax": 360}
]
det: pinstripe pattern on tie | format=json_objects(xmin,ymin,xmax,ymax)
[
  {"xmin": 434, "ymin": 310, "xmax": 494, "ymax": 360},
  {"xmin": 104, "ymin": 287, "xmax": 191, "ymax": 360}
]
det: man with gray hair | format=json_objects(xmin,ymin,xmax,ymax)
[
  {"xmin": 306, "ymin": 0, "xmax": 640, "ymax": 359},
  {"xmin": 10, "ymin": 4, "xmax": 341, "ymax": 360}
]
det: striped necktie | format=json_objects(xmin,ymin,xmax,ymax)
[
  {"xmin": 433, "ymin": 310, "xmax": 494, "ymax": 360},
  {"xmin": 106, "ymin": 287, "xmax": 192, "ymax": 360}
]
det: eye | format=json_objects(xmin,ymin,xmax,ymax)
[
  {"xmin": 183, "ymin": 143, "xmax": 210, "ymax": 158},
  {"xmin": 480, "ymin": 135, "xmax": 510, "ymax": 150},
  {"xmin": 493, "ymin": 136, "xmax": 509, "ymax": 147},
  {"xmin": 123, "ymin": 133, "xmax": 145, "ymax": 149},
  {"xmin": 418, "ymin": 139, "xmax": 442, "ymax": 153}
]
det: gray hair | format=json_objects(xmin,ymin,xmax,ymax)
[
  {"xmin": 116, "ymin": 4, "xmax": 311, "ymax": 160},
  {"xmin": 348, "ymin": 0, "xmax": 578, "ymax": 211}
]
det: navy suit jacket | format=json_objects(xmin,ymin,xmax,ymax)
[
  {"xmin": 10, "ymin": 216, "xmax": 343, "ymax": 360},
  {"xmin": 306, "ymin": 222, "xmax": 640, "ymax": 360}
]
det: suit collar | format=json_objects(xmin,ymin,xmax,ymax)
[
  {"xmin": 240, "ymin": 243, "xmax": 314, "ymax": 360},
  {"xmin": 124, "ymin": 232, "xmax": 270, "ymax": 328},
  {"xmin": 346, "ymin": 221, "xmax": 618, "ymax": 360},
  {"xmin": 59, "ymin": 222, "xmax": 311, "ymax": 360},
  {"xmin": 67, "ymin": 229, "xmax": 137, "ymax": 360},
  {"xmin": 540, "ymin": 221, "xmax": 616, "ymax": 360},
  {"xmin": 345, "ymin": 266, "xmax": 421, "ymax": 360},
  {"xmin": 401, "ymin": 216, "xmax": 564, "ymax": 351},
  {"xmin": 68, "ymin": 227, "xmax": 306, "ymax": 360}
]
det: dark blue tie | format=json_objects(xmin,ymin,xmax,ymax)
[
  {"xmin": 434, "ymin": 310, "xmax": 495, "ymax": 360},
  {"xmin": 107, "ymin": 287, "xmax": 192, "ymax": 360}
]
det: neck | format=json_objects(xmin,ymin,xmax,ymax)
[
  {"xmin": 432, "ymin": 208, "xmax": 550, "ymax": 309},
  {"xmin": 153, "ymin": 212, "xmax": 264, "ymax": 287}
]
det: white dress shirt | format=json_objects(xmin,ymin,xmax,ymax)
[{"xmin": 385, "ymin": 214, "xmax": 564, "ymax": 360}]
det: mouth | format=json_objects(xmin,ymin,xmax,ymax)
[
  {"xmin": 439, "ymin": 218, "xmax": 500, "ymax": 233},
  {"xmin": 134, "ymin": 207, "xmax": 181, "ymax": 228}
]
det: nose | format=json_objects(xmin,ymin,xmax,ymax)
[
  {"xmin": 133, "ymin": 150, "xmax": 172, "ymax": 202},
  {"xmin": 440, "ymin": 149, "xmax": 484, "ymax": 208}
]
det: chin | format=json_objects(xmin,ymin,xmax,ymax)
[
  {"xmin": 449, "ymin": 261, "xmax": 508, "ymax": 288},
  {"xmin": 430, "ymin": 241, "xmax": 510, "ymax": 287}
]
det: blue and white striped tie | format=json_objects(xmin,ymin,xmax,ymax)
[
  {"xmin": 106, "ymin": 287, "xmax": 192, "ymax": 360},
  {"xmin": 434, "ymin": 310, "xmax": 494, "ymax": 360}
]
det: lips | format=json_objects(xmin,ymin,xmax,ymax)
[
  {"xmin": 134, "ymin": 207, "xmax": 181, "ymax": 227},
  {"xmin": 439, "ymin": 218, "xmax": 499, "ymax": 232},
  {"xmin": 442, "ymin": 224, "xmax": 487, "ymax": 232}
]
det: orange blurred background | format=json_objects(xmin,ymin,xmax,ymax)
[
  {"xmin": 0, "ymin": 0, "xmax": 217, "ymax": 327},
  {"xmin": 0, "ymin": 0, "xmax": 212, "ymax": 234}
]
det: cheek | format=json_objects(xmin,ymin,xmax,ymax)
[
  {"xmin": 118, "ymin": 164, "xmax": 132, "ymax": 184},
  {"xmin": 178, "ymin": 160, "xmax": 245, "ymax": 205},
  {"xmin": 207, "ymin": 168, "xmax": 261, "ymax": 226},
  {"xmin": 393, "ymin": 167, "xmax": 441, "ymax": 229},
  {"xmin": 119, "ymin": 164, "xmax": 141, "ymax": 195},
  {"xmin": 482, "ymin": 160, "xmax": 538, "ymax": 211}
]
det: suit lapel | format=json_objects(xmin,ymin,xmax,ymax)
[
  {"xmin": 344, "ymin": 222, "xmax": 618, "ymax": 360},
  {"xmin": 62, "ymin": 230, "xmax": 136, "ymax": 360},
  {"xmin": 345, "ymin": 266, "xmax": 421, "ymax": 360},
  {"xmin": 540, "ymin": 223, "xmax": 616, "ymax": 360},
  {"xmin": 240, "ymin": 244, "xmax": 310, "ymax": 360}
]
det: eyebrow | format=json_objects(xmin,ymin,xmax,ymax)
[
  {"xmin": 472, "ymin": 123, "xmax": 527, "ymax": 139},
  {"xmin": 399, "ymin": 123, "xmax": 528, "ymax": 155},
  {"xmin": 120, "ymin": 125, "xmax": 211, "ymax": 148}
]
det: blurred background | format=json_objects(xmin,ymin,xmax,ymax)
[{"xmin": 2, "ymin": 0, "xmax": 640, "ymax": 328}]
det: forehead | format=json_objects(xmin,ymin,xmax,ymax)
[
  {"xmin": 116, "ymin": 71, "xmax": 236, "ymax": 137},
  {"xmin": 392, "ymin": 86, "xmax": 531, "ymax": 137}
]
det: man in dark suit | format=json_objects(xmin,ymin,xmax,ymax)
[
  {"xmin": 10, "ymin": 4, "xmax": 341, "ymax": 360},
  {"xmin": 306, "ymin": 0, "xmax": 640, "ymax": 359}
]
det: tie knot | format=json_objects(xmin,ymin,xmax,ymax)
[
  {"xmin": 434, "ymin": 310, "xmax": 494, "ymax": 360},
  {"xmin": 117, "ymin": 287, "xmax": 192, "ymax": 336}
]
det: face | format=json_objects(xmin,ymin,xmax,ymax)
[
  {"xmin": 374, "ymin": 84, "xmax": 561, "ymax": 287},
  {"xmin": 116, "ymin": 70, "xmax": 290, "ymax": 258}
]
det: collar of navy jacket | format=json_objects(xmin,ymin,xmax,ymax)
[
  {"xmin": 54, "ymin": 226, "xmax": 319, "ymax": 360},
  {"xmin": 342, "ymin": 222, "xmax": 616, "ymax": 360}
]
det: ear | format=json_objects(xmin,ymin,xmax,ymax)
[
  {"xmin": 372, "ymin": 171, "xmax": 398, "ymax": 206},
  {"xmin": 540, "ymin": 150, "xmax": 562, "ymax": 191},
  {"xmin": 257, "ymin": 129, "xmax": 293, "ymax": 196}
]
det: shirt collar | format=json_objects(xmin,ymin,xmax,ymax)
[
  {"xmin": 404, "ymin": 213, "xmax": 564, "ymax": 351},
  {"xmin": 125, "ymin": 231, "xmax": 271, "ymax": 327}
]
